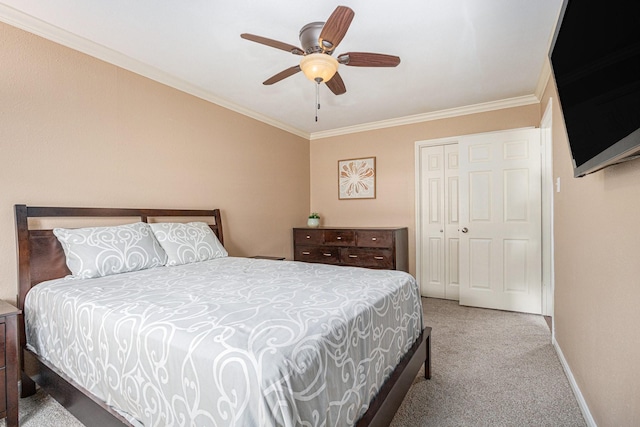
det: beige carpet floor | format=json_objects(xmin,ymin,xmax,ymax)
[
  {"xmin": 390, "ymin": 298, "xmax": 586, "ymax": 426},
  {"xmin": 3, "ymin": 297, "xmax": 586, "ymax": 426}
]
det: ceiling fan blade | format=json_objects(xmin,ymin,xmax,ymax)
[
  {"xmin": 318, "ymin": 6, "xmax": 355, "ymax": 53},
  {"xmin": 326, "ymin": 72, "xmax": 346, "ymax": 95},
  {"xmin": 337, "ymin": 52, "xmax": 401, "ymax": 67},
  {"xmin": 241, "ymin": 33, "xmax": 304, "ymax": 55},
  {"xmin": 263, "ymin": 65, "xmax": 302, "ymax": 85}
]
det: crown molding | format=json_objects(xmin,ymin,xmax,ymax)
[
  {"xmin": 535, "ymin": 57, "xmax": 552, "ymax": 100},
  {"xmin": 0, "ymin": 4, "xmax": 310, "ymax": 140},
  {"xmin": 3, "ymin": 4, "xmax": 547, "ymax": 143},
  {"xmin": 309, "ymin": 95, "xmax": 541, "ymax": 140}
]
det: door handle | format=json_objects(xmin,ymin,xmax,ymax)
[{"xmin": 461, "ymin": 227, "xmax": 469, "ymax": 233}]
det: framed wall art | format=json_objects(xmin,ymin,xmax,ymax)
[{"xmin": 338, "ymin": 157, "xmax": 376, "ymax": 200}]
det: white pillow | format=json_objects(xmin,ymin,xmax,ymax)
[
  {"xmin": 149, "ymin": 222, "xmax": 227, "ymax": 266},
  {"xmin": 53, "ymin": 222, "xmax": 168, "ymax": 279}
]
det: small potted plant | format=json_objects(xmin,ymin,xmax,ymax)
[{"xmin": 307, "ymin": 212, "xmax": 320, "ymax": 227}]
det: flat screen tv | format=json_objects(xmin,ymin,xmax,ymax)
[{"xmin": 549, "ymin": 0, "xmax": 640, "ymax": 177}]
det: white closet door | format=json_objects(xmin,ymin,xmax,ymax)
[
  {"xmin": 458, "ymin": 128, "xmax": 542, "ymax": 314},
  {"xmin": 418, "ymin": 144, "xmax": 459, "ymax": 299}
]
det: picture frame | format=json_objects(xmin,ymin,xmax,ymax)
[{"xmin": 338, "ymin": 157, "xmax": 376, "ymax": 200}]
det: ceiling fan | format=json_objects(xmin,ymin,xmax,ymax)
[{"xmin": 240, "ymin": 5, "xmax": 401, "ymax": 96}]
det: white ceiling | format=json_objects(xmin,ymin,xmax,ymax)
[{"xmin": 0, "ymin": 0, "xmax": 564, "ymax": 139}]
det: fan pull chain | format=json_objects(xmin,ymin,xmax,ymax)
[{"xmin": 315, "ymin": 80, "xmax": 321, "ymax": 122}]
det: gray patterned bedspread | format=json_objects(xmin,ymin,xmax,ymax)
[{"xmin": 25, "ymin": 257, "xmax": 423, "ymax": 426}]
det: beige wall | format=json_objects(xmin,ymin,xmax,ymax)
[
  {"xmin": 541, "ymin": 76, "xmax": 640, "ymax": 426},
  {"xmin": 310, "ymin": 106, "xmax": 540, "ymax": 275},
  {"xmin": 0, "ymin": 22, "xmax": 310, "ymax": 302}
]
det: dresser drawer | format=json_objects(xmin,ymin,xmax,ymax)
[
  {"xmin": 341, "ymin": 248, "xmax": 394, "ymax": 269},
  {"xmin": 323, "ymin": 230, "xmax": 355, "ymax": 246},
  {"xmin": 295, "ymin": 246, "xmax": 341, "ymax": 264},
  {"xmin": 356, "ymin": 230, "xmax": 393, "ymax": 248},
  {"xmin": 294, "ymin": 229, "xmax": 324, "ymax": 245}
]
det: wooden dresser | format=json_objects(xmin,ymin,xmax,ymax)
[{"xmin": 293, "ymin": 227, "xmax": 408, "ymax": 272}]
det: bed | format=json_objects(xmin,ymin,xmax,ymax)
[{"xmin": 14, "ymin": 205, "xmax": 431, "ymax": 426}]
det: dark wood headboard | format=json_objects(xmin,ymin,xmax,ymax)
[{"xmin": 14, "ymin": 205, "xmax": 223, "ymax": 314}]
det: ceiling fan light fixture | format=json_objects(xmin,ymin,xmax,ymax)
[{"xmin": 300, "ymin": 53, "xmax": 339, "ymax": 83}]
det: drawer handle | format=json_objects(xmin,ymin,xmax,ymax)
[
  {"xmin": 302, "ymin": 251, "xmax": 310, "ymax": 255},
  {"xmin": 374, "ymin": 256, "xmax": 384, "ymax": 260},
  {"xmin": 349, "ymin": 255, "xmax": 358, "ymax": 258},
  {"xmin": 323, "ymin": 253, "xmax": 332, "ymax": 257},
  {"xmin": 336, "ymin": 236, "xmax": 342, "ymax": 240},
  {"xmin": 372, "ymin": 237, "xmax": 377, "ymax": 241},
  {"xmin": 306, "ymin": 235, "xmax": 311, "ymax": 239}
]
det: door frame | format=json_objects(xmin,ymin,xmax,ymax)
[
  {"xmin": 540, "ymin": 99, "xmax": 555, "ymax": 318},
  {"xmin": 415, "ymin": 127, "xmax": 554, "ymax": 314}
]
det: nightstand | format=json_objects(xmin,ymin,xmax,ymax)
[{"xmin": 0, "ymin": 301, "xmax": 20, "ymax": 427}]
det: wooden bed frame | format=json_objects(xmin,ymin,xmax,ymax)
[{"xmin": 14, "ymin": 204, "xmax": 431, "ymax": 427}]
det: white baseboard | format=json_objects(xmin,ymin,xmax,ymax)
[{"xmin": 552, "ymin": 336, "xmax": 597, "ymax": 427}]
